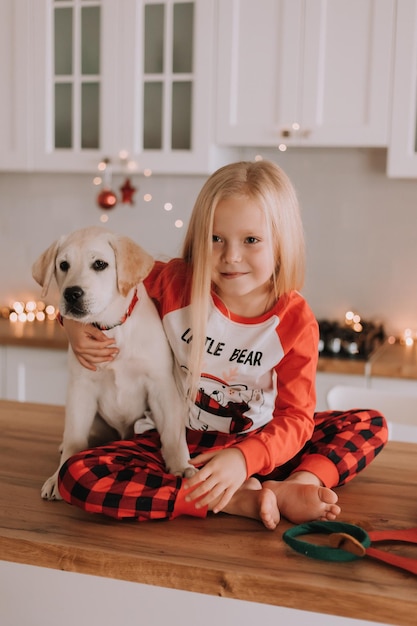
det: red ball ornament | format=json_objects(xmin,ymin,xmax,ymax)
[{"xmin": 97, "ymin": 188, "xmax": 117, "ymax": 210}]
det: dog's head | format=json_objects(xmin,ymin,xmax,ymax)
[{"xmin": 32, "ymin": 226, "xmax": 154, "ymax": 321}]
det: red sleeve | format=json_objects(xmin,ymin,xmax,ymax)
[
  {"xmin": 144, "ymin": 258, "xmax": 191, "ymax": 318},
  {"xmin": 235, "ymin": 294, "xmax": 318, "ymax": 477}
]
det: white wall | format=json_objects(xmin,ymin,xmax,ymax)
[{"xmin": 0, "ymin": 147, "xmax": 416, "ymax": 336}]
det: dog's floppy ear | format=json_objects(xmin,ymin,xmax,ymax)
[
  {"xmin": 32, "ymin": 237, "xmax": 64, "ymax": 298},
  {"xmin": 110, "ymin": 234, "xmax": 155, "ymax": 296}
]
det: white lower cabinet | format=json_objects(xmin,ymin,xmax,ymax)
[
  {"xmin": 315, "ymin": 372, "xmax": 367, "ymax": 412},
  {"xmin": 316, "ymin": 370, "xmax": 417, "ymax": 443},
  {"xmin": 369, "ymin": 376, "xmax": 417, "ymax": 395},
  {"xmin": 3, "ymin": 346, "xmax": 67, "ymax": 405}
]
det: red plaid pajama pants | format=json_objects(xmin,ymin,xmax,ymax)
[{"xmin": 58, "ymin": 408, "xmax": 387, "ymax": 522}]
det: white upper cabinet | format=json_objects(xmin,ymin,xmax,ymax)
[
  {"xmin": 0, "ymin": 0, "xmax": 219, "ymax": 174},
  {"xmin": 216, "ymin": 0, "xmax": 395, "ymax": 147},
  {"xmin": 387, "ymin": 0, "xmax": 417, "ymax": 177},
  {"xmin": 0, "ymin": 0, "xmax": 31, "ymax": 170},
  {"xmin": 31, "ymin": 0, "xmax": 117, "ymax": 172}
]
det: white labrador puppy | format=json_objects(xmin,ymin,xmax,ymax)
[{"xmin": 33, "ymin": 226, "xmax": 195, "ymax": 500}]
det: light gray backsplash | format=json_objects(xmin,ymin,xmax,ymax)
[{"xmin": 0, "ymin": 147, "xmax": 416, "ymax": 336}]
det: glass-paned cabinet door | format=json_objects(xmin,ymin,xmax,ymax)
[
  {"xmin": 32, "ymin": 0, "xmax": 216, "ymax": 173},
  {"xmin": 143, "ymin": 1, "xmax": 193, "ymax": 151},
  {"xmin": 54, "ymin": 1, "xmax": 100, "ymax": 150},
  {"xmin": 32, "ymin": 0, "xmax": 119, "ymax": 171},
  {"xmin": 387, "ymin": 0, "xmax": 417, "ymax": 178}
]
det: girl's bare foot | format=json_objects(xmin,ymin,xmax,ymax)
[
  {"xmin": 219, "ymin": 478, "xmax": 280, "ymax": 530},
  {"xmin": 262, "ymin": 478, "xmax": 341, "ymax": 525}
]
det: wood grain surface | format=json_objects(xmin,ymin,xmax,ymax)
[{"xmin": 0, "ymin": 399, "xmax": 416, "ymax": 625}]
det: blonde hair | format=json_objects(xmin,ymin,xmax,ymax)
[{"xmin": 181, "ymin": 160, "xmax": 305, "ymax": 399}]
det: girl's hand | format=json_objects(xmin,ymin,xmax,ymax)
[
  {"xmin": 62, "ymin": 318, "xmax": 119, "ymax": 371},
  {"xmin": 183, "ymin": 448, "xmax": 247, "ymax": 513}
]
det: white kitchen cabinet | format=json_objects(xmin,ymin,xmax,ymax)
[
  {"xmin": 0, "ymin": 0, "xmax": 31, "ymax": 170},
  {"xmin": 317, "ymin": 370, "xmax": 417, "ymax": 413},
  {"xmin": 3, "ymin": 346, "xmax": 68, "ymax": 405},
  {"xmin": 216, "ymin": 0, "xmax": 395, "ymax": 148},
  {"xmin": 369, "ymin": 375, "xmax": 417, "ymax": 396},
  {"xmin": 315, "ymin": 371, "xmax": 367, "ymax": 412},
  {"xmin": 0, "ymin": 0, "xmax": 222, "ymax": 174},
  {"xmin": 387, "ymin": 0, "xmax": 417, "ymax": 178}
]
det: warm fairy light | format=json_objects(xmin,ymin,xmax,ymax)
[
  {"xmin": 345, "ymin": 311, "xmax": 362, "ymax": 333},
  {"xmin": 127, "ymin": 160, "xmax": 138, "ymax": 171},
  {"xmin": 292, "ymin": 122, "xmax": 300, "ymax": 131},
  {"xmin": 164, "ymin": 203, "xmax": 173, "ymax": 211},
  {"xmin": 254, "ymin": 155, "xmax": 263, "ymax": 161},
  {"xmin": 5, "ymin": 301, "xmax": 57, "ymax": 323},
  {"xmin": 100, "ymin": 214, "xmax": 109, "ymax": 223},
  {"xmin": 13, "ymin": 301, "xmax": 24, "ymax": 314},
  {"xmin": 402, "ymin": 328, "xmax": 415, "ymax": 347},
  {"xmin": 93, "ymin": 176, "xmax": 102, "ymax": 185},
  {"xmin": 175, "ymin": 219, "xmax": 184, "ymax": 228},
  {"xmin": 278, "ymin": 144, "xmax": 287, "ymax": 152},
  {"xmin": 98, "ymin": 160, "xmax": 107, "ymax": 171},
  {"xmin": 144, "ymin": 194, "xmax": 152, "ymax": 202},
  {"xmin": 25, "ymin": 301, "xmax": 36, "ymax": 312},
  {"xmin": 143, "ymin": 168, "xmax": 152, "ymax": 177},
  {"xmin": 119, "ymin": 149, "xmax": 129, "ymax": 160}
]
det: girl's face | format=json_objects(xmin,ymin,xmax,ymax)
[{"xmin": 211, "ymin": 195, "xmax": 276, "ymax": 317}]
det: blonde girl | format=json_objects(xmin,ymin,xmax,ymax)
[{"xmin": 58, "ymin": 160, "xmax": 388, "ymax": 528}]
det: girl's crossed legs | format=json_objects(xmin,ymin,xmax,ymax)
[{"xmin": 58, "ymin": 408, "xmax": 388, "ymax": 529}]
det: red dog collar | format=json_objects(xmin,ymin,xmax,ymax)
[
  {"xmin": 56, "ymin": 288, "xmax": 139, "ymax": 331},
  {"xmin": 283, "ymin": 521, "xmax": 417, "ymax": 575}
]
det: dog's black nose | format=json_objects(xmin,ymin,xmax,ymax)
[{"xmin": 64, "ymin": 286, "xmax": 84, "ymax": 303}]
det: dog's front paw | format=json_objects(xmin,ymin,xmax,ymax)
[
  {"xmin": 41, "ymin": 473, "xmax": 63, "ymax": 501},
  {"xmin": 170, "ymin": 464, "xmax": 198, "ymax": 478},
  {"xmin": 183, "ymin": 465, "xmax": 198, "ymax": 479}
]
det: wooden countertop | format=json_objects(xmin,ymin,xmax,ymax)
[
  {"xmin": 319, "ymin": 341, "xmax": 417, "ymax": 380},
  {"xmin": 0, "ymin": 318, "xmax": 68, "ymax": 350},
  {"xmin": 0, "ymin": 400, "xmax": 416, "ymax": 625}
]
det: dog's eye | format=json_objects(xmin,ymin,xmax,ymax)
[
  {"xmin": 92, "ymin": 259, "xmax": 108, "ymax": 272},
  {"xmin": 59, "ymin": 261, "xmax": 70, "ymax": 272}
]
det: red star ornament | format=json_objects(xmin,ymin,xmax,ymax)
[{"xmin": 120, "ymin": 177, "xmax": 137, "ymax": 204}]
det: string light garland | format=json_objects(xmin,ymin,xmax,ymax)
[
  {"xmin": 1, "ymin": 301, "xmax": 57, "ymax": 323},
  {"xmin": 401, "ymin": 328, "xmax": 417, "ymax": 347}
]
